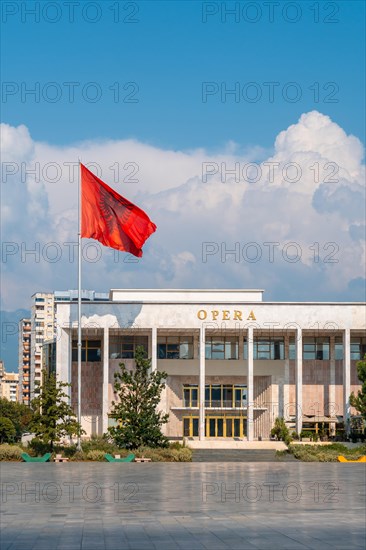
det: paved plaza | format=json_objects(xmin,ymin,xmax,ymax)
[{"xmin": 1, "ymin": 462, "xmax": 365, "ymax": 550}]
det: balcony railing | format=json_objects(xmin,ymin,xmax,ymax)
[{"xmin": 182, "ymin": 400, "xmax": 247, "ymax": 408}]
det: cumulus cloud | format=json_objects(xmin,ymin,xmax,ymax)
[{"xmin": 1, "ymin": 111, "xmax": 365, "ymax": 310}]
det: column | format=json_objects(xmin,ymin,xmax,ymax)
[
  {"xmin": 283, "ymin": 334, "xmax": 290, "ymax": 420},
  {"xmin": 329, "ymin": 336, "xmax": 336, "ymax": 415},
  {"xmin": 199, "ymin": 324, "xmax": 206, "ymax": 441},
  {"xmin": 247, "ymin": 327, "xmax": 254, "ymax": 441},
  {"xmin": 59, "ymin": 326, "xmax": 71, "ymax": 384},
  {"xmin": 295, "ymin": 328, "xmax": 303, "ymax": 435},
  {"xmin": 102, "ymin": 327, "xmax": 109, "ymax": 434},
  {"xmin": 343, "ymin": 328, "xmax": 351, "ymax": 434},
  {"xmin": 151, "ymin": 327, "xmax": 157, "ymax": 372},
  {"xmin": 329, "ymin": 335, "xmax": 336, "ymax": 436}
]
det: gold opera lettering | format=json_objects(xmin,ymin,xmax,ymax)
[{"xmin": 197, "ymin": 309, "xmax": 256, "ymax": 321}]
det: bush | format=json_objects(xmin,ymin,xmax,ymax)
[
  {"xmin": 70, "ymin": 451, "xmax": 88, "ymax": 461},
  {"xmin": 82, "ymin": 435, "xmax": 119, "ymax": 454},
  {"xmin": 284, "ymin": 435, "xmax": 293, "ymax": 446},
  {"xmin": 288, "ymin": 443, "xmax": 366, "ymax": 462},
  {"xmin": 28, "ymin": 438, "xmax": 52, "ymax": 455},
  {"xmin": 86, "ymin": 450, "xmax": 106, "ymax": 461},
  {"xmin": 135, "ymin": 446, "xmax": 192, "ymax": 462},
  {"xmin": 169, "ymin": 441, "xmax": 186, "ymax": 450},
  {"xmin": 0, "ymin": 444, "xmax": 23, "ymax": 461},
  {"xmin": 271, "ymin": 417, "xmax": 290, "ymax": 442},
  {"xmin": 0, "ymin": 417, "xmax": 16, "ymax": 443},
  {"xmin": 62, "ymin": 445, "xmax": 77, "ymax": 458},
  {"xmin": 52, "ymin": 441, "xmax": 193, "ymax": 461}
]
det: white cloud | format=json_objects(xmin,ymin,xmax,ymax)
[{"xmin": 1, "ymin": 111, "xmax": 365, "ymax": 310}]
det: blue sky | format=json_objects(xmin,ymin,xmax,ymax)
[
  {"xmin": 2, "ymin": 1, "xmax": 365, "ymax": 149},
  {"xmin": 1, "ymin": 1, "xmax": 365, "ymax": 371}
]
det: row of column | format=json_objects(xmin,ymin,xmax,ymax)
[
  {"xmin": 199, "ymin": 325, "xmax": 254, "ymax": 441},
  {"xmin": 294, "ymin": 328, "xmax": 351, "ymax": 435},
  {"xmin": 95, "ymin": 326, "xmax": 351, "ymax": 440},
  {"xmin": 198, "ymin": 326, "xmax": 351, "ymax": 441}
]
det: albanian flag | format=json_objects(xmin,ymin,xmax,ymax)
[{"xmin": 80, "ymin": 163, "xmax": 156, "ymax": 257}]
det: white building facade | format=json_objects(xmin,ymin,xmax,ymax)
[{"xmin": 54, "ymin": 289, "xmax": 366, "ymax": 441}]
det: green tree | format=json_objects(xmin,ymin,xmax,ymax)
[
  {"xmin": 29, "ymin": 370, "xmax": 84, "ymax": 450},
  {"xmin": 0, "ymin": 417, "xmax": 16, "ymax": 443},
  {"xmin": 271, "ymin": 417, "xmax": 291, "ymax": 444},
  {"xmin": 108, "ymin": 346, "xmax": 169, "ymax": 449},
  {"xmin": 350, "ymin": 354, "xmax": 366, "ymax": 420},
  {"xmin": 0, "ymin": 398, "xmax": 34, "ymax": 439}
]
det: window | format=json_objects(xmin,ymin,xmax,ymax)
[
  {"xmin": 351, "ymin": 338, "xmax": 366, "ymax": 361},
  {"xmin": 334, "ymin": 337, "xmax": 343, "ymax": 360},
  {"xmin": 72, "ymin": 339, "xmax": 102, "ymax": 362},
  {"xmin": 182, "ymin": 384, "xmax": 247, "ymax": 408},
  {"xmin": 244, "ymin": 338, "xmax": 284, "ymax": 360},
  {"xmin": 303, "ymin": 337, "xmax": 329, "ymax": 360},
  {"xmin": 109, "ymin": 335, "xmax": 148, "ymax": 359},
  {"xmin": 183, "ymin": 385, "xmax": 198, "ymax": 407},
  {"xmin": 288, "ymin": 338, "xmax": 305, "ymax": 360},
  {"xmin": 158, "ymin": 336, "xmax": 193, "ymax": 359},
  {"xmin": 205, "ymin": 337, "xmax": 238, "ymax": 359}
]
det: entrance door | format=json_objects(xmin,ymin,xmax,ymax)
[
  {"xmin": 183, "ymin": 416, "xmax": 246, "ymax": 437},
  {"xmin": 183, "ymin": 417, "xmax": 199, "ymax": 437},
  {"xmin": 233, "ymin": 418, "xmax": 241, "ymax": 437}
]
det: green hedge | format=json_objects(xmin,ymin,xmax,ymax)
[
  {"xmin": 286, "ymin": 443, "xmax": 366, "ymax": 462},
  {"xmin": 0, "ymin": 441, "xmax": 192, "ymax": 462}
]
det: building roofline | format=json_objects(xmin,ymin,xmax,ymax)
[{"xmin": 62, "ymin": 300, "xmax": 366, "ymax": 306}]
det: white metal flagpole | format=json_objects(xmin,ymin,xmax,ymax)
[{"xmin": 77, "ymin": 161, "xmax": 82, "ymax": 451}]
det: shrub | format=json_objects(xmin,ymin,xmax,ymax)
[
  {"xmin": 86, "ymin": 450, "xmax": 106, "ymax": 461},
  {"xmin": 58, "ymin": 443, "xmax": 193, "ymax": 461},
  {"xmin": 288, "ymin": 443, "xmax": 366, "ymax": 462},
  {"xmin": 169, "ymin": 441, "xmax": 186, "ymax": 450},
  {"xmin": 271, "ymin": 417, "xmax": 290, "ymax": 442},
  {"xmin": 70, "ymin": 451, "xmax": 88, "ymax": 461},
  {"xmin": 0, "ymin": 444, "xmax": 23, "ymax": 461},
  {"xmin": 0, "ymin": 417, "xmax": 16, "ymax": 443},
  {"xmin": 134, "ymin": 446, "xmax": 192, "ymax": 462},
  {"xmin": 62, "ymin": 445, "xmax": 77, "ymax": 458},
  {"xmin": 28, "ymin": 438, "xmax": 51, "ymax": 455},
  {"xmin": 284, "ymin": 435, "xmax": 293, "ymax": 446},
  {"xmin": 82, "ymin": 435, "xmax": 119, "ymax": 454},
  {"xmin": 176, "ymin": 447, "xmax": 192, "ymax": 461}
]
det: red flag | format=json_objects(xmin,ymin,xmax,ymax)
[{"xmin": 80, "ymin": 163, "xmax": 156, "ymax": 257}]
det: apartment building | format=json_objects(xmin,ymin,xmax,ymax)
[
  {"xmin": 18, "ymin": 318, "xmax": 31, "ymax": 405},
  {"xmin": 27, "ymin": 290, "xmax": 109, "ymax": 400},
  {"xmin": 0, "ymin": 362, "xmax": 19, "ymax": 402},
  {"xmin": 30, "ymin": 293, "xmax": 55, "ymax": 400}
]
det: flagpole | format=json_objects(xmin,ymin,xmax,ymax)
[{"xmin": 77, "ymin": 161, "xmax": 82, "ymax": 451}]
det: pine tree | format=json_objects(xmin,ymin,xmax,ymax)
[
  {"xmin": 350, "ymin": 355, "xmax": 366, "ymax": 420},
  {"xmin": 29, "ymin": 370, "xmax": 84, "ymax": 449},
  {"xmin": 108, "ymin": 346, "xmax": 169, "ymax": 449}
]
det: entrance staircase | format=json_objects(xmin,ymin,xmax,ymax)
[{"xmin": 192, "ymin": 449, "xmax": 295, "ymax": 462}]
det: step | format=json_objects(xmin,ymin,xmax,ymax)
[{"xmin": 192, "ymin": 449, "xmax": 295, "ymax": 462}]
